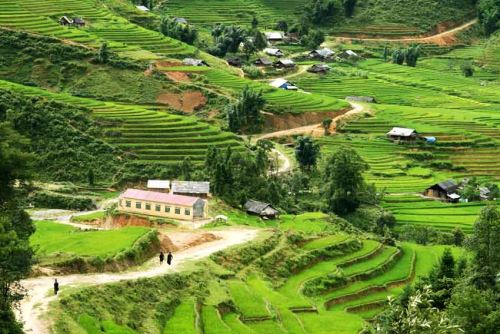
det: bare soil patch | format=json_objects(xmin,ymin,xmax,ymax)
[
  {"xmin": 165, "ymin": 71, "xmax": 191, "ymax": 82},
  {"xmin": 157, "ymin": 91, "xmax": 207, "ymax": 113}
]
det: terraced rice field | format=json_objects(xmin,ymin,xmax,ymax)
[
  {"xmin": 0, "ymin": 0, "xmax": 194, "ymax": 58},
  {"xmin": 0, "ymin": 79, "xmax": 243, "ymax": 164},
  {"xmin": 203, "ymin": 70, "xmax": 349, "ymax": 114},
  {"xmin": 165, "ymin": 0, "xmax": 304, "ymax": 27},
  {"xmin": 165, "ymin": 234, "xmax": 458, "ymax": 333}
]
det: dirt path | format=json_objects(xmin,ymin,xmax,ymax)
[
  {"xmin": 17, "ymin": 228, "xmax": 259, "ymax": 334},
  {"xmin": 331, "ymin": 19, "xmax": 477, "ymax": 45},
  {"xmin": 257, "ymin": 100, "xmax": 368, "ymax": 140}
]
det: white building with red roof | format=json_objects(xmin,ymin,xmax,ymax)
[{"xmin": 118, "ymin": 189, "xmax": 207, "ymax": 221}]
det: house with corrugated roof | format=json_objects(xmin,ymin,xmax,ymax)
[
  {"xmin": 119, "ymin": 189, "xmax": 207, "ymax": 220},
  {"xmin": 309, "ymin": 48, "xmax": 335, "ymax": 60},
  {"xmin": 274, "ymin": 59, "xmax": 295, "ymax": 69},
  {"xmin": 265, "ymin": 31, "xmax": 284, "ymax": 43},
  {"xmin": 171, "ymin": 181, "xmax": 210, "ymax": 198},
  {"xmin": 424, "ymin": 180, "xmax": 461, "ymax": 203},
  {"xmin": 264, "ymin": 48, "xmax": 284, "ymax": 57},
  {"xmin": 270, "ymin": 78, "xmax": 298, "ymax": 90},
  {"xmin": 244, "ymin": 200, "xmax": 279, "ymax": 219},
  {"xmin": 386, "ymin": 127, "xmax": 419, "ymax": 141},
  {"xmin": 147, "ymin": 180, "xmax": 170, "ymax": 192}
]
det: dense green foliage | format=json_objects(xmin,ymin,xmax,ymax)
[
  {"xmin": 0, "ymin": 123, "xmax": 34, "ymax": 333},
  {"xmin": 227, "ymin": 86, "xmax": 265, "ymax": 133},
  {"xmin": 295, "ymin": 136, "xmax": 321, "ymax": 170},
  {"xmin": 0, "ymin": 89, "xmax": 124, "ymax": 182},
  {"xmin": 159, "ymin": 16, "xmax": 198, "ymax": 44}
]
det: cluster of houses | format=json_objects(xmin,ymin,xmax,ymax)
[
  {"xmin": 58, "ymin": 16, "xmax": 86, "ymax": 27},
  {"xmin": 118, "ymin": 180, "xmax": 280, "ymax": 221},
  {"xmin": 423, "ymin": 179, "xmax": 496, "ymax": 203}
]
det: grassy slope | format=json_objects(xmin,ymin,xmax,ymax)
[
  {"xmin": 31, "ymin": 221, "xmax": 150, "ymax": 264},
  {"xmin": 164, "ymin": 0, "xmax": 475, "ymax": 34}
]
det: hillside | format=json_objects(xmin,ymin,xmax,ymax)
[{"xmin": 0, "ymin": 1, "xmax": 499, "ymax": 334}]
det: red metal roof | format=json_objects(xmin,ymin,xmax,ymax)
[{"xmin": 120, "ymin": 189, "xmax": 200, "ymax": 206}]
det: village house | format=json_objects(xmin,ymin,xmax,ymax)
[
  {"xmin": 264, "ymin": 48, "xmax": 284, "ymax": 57},
  {"xmin": 254, "ymin": 57, "xmax": 273, "ymax": 67},
  {"xmin": 147, "ymin": 180, "xmax": 170, "ymax": 193},
  {"xmin": 72, "ymin": 17, "xmax": 86, "ymax": 27},
  {"xmin": 244, "ymin": 200, "xmax": 279, "ymax": 219},
  {"xmin": 183, "ymin": 58, "xmax": 208, "ymax": 66},
  {"xmin": 136, "ymin": 5, "xmax": 149, "ymax": 12},
  {"xmin": 386, "ymin": 127, "xmax": 419, "ymax": 142},
  {"xmin": 227, "ymin": 57, "xmax": 242, "ymax": 67},
  {"xmin": 424, "ymin": 180, "xmax": 461, "ymax": 203},
  {"xmin": 265, "ymin": 31, "xmax": 284, "ymax": 43},
  {"xmin": 59, "ymin": 16, "xmax": 73, "ymax": 26},
  {"xmin": 309, "ymin": 48, "xmax": 335, "ymax": 60},
  {"xmin": 172, "ymin": 181, "xmax": 210, "ymax": 198},
  {"xmin": 338, "ymin": 50, "xmax": 359, "ymax": 60},
  {"xmin": 119, "ymin": 189, "xmax": 207, "ymax": 221},
  {"xmin": 308, "ymin": 64, "xmax": 331, "ymax": 74},
  {"xmin": 270, "ymin": 78, "xmax": 298, "ymax": 90},
  {"xmin": 274, "ymin": 59, "xmax": 296, "ymax": 69}
]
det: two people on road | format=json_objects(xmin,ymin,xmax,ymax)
[{"xmin": 159, "ymin": 251, "xmax": 173, "ymax": 265}]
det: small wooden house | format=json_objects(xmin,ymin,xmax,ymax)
[
  {"xmin": 338, "ymin": 50, "xmax": 359, "ymax": 60},
  {"xmin": 424, "ymin": 180, "xmax": 460, "ymax": 202},
  {"xmin": 386, "ymin": 127, "xmax": 418, "ymax": 142},
  {"xmin": 147, "ymin": 180, "xmax": 170, "ymax": 193},
  {"xmin": 244, "ymin": 200, "xmax": 279, "ymax": 219},
  {"xmin": 72, "ymin": 17, "xmax": 86, "ymax": 27},
  {"xmin": 227, "ymin": 57, "xmax": 242, "ymax": 67},
  {"xmin": 59, "ymin": 16, "xmax": 73, "ymax": 26},
  {"xmin": 183, "ymin": 58, "xmax": 208, "ymax": 66},
  {"xmin": 264, "ymin": 48, "xmax": 284, "ymax": 57},
  {"xmin": 265, "ymin": 31, "xmax": 284, "ymax": 43},
  {"xmin": 171, "ymin": 181, "xmax": 210, "ymax": 198},
  {"xmin": 274, "ymin": 59, "xmax": 295, "ymax": 69},
  {"xmin": 270, "ymin": 78, "xmax": 298, "ymax": 90},
  {"xmin": 309, "ymin": 48, "xmax": 334, "ymax": 60},
  {"xmin": 255, "ymin": 57, "xmax": 273, "ymax": 67},
  {"xmin": 308, "ymin": 64, "xmax": 331, "ymax": 74}
]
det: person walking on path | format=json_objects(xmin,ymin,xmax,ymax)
[
  {"xmin": 159, "ymin": 251, "xmax": 165, "ymax": 264},
  {"xmin": 167, "ymin": 251, "xmax": 173, "ymax": 265},
  {"xmin": 53, "ymin": 279, "xmax": 59, "ymax": 295}
]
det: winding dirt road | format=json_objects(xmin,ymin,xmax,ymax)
[
  {"xmin": 331, "ymin": 19, "xmax": 477, "ymax": 45},
  {"xmin": 258, "ymin": 100, "xmax": 368, "ymax": 140},
  {"xmin": 17, "ymin": 228, "xmax": 259, "ymax": 334}
]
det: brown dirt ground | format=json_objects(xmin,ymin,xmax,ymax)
[
  {"xmin": 263, "ymin": 109, "xmax": 348, "ymax": 132},
  {"xmin": 157, "ymin": 91, "xmax": 207, "ymax": 113},
  {"xmin": 164, "ymin": 71, "xmax": 191, "ymax": 82}
]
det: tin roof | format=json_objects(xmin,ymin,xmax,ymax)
[
  {"xmin": 147, "ymin": 180, "xmax": 170, "ymax": 189},
  {"xmin": 386, "ymin": 127, "xmax": 416, "ymax": 137},
  {"xmin": 244, "ymin": 200, "xmax": 278, "ymax": 215},
  {"xmin": 172, "ymin": 181, "xmax": 210, "ymax": 194},
  {"xmin": 120, "ymin": 189, "xmax": 200, "ymax": 206},
  {"xmin": 265, "ymin": 32, "xmax": 283, "ymax": 40},
  {"xmin": 270, "ymin": 78, "xmax": 289, "ymax": 88}
]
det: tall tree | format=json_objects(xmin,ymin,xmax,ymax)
[
  {"xmin": 0, "ymin": 122, "xmax": 34, "ymax": 333},
  {"xmin": 478, "ymin": 0, "xmax": 500, "ymax": 35},
  {"xmin": 226, "ymin": 86, "xmax": 265, "ymax": 133},
  {"xmin": 323, "ymin": 146, "xmax": 368, "ymax": 215},
  {"xmin": 295, "ymin": 136, "xmax": 320, "ymax": 171},
  {"xmin": 470, "ymin": 205, "xmax": 500, "ymax": 288},
  {"xmin": 342, "ymin": 0, "xmax": 357, "ymax": 17},
  {"xmin": 97, "ymin": 43, "xmax": 110, "ymax": 64}
]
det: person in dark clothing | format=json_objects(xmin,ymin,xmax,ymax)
[
  {"xmin": 159, "ymin": 251, "xmax": 165, "ymax": 264},
  {"xmin": 167, "ymin": 251, "xmax": 173, "ymax": 265},
  {"xmin": 54, "ymin": 279, "xmax": 59, "ymax": 295}
]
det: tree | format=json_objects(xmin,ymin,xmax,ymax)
[
  {"xmin": 478, "ymin": 0, "xmax": 500, "ymax": 35},
  {"xmin": 373, "ymin": 285, "xmax": 462, "ymax": 334},
  {"xmin": 392, "ymin": 49, "xmax": 405, "ymax": 65},
  {"xmin": 305, "ymin": 0, "xmax": 339, "ymax": 25},
  {"xmin": 323, "ymin": 146, "xmax": 369, "ymax": 215},
  {"xmin": 470, "ymin": 205, "xmax": 500, "ymax": 287},
  {"xmin": 295, "ymin": 136, "xmax": 320, "ymax": 171},
  {"xmin": 181, "ymin": 156, "xmax": 193, "ymax": 180},
  {"xmin": 97, "ymin": 43, "xmax": 110, "ymax": 64},
  {"xmin": 437, "ymin": 248, "xmax": 455, "ymax": 279},
  {"xmin": 253, "ymin": 31, "xmax": 268, "ymax": 50},
  {"xmin": 382, "ymin": 46, "xmax": 389, "ymax": 61},
  {"xmin": 276, "ymin": 20, "xmax": 288, "ymax": 33},
  {"xmin": 322, "ymin": 118, "xmax": 333, "ymax": 135},
  {"xmin": 227, "ymin": 86, "xmax": 265, "ymax": 133},
  {"xmin": 453, "ymin": 227, "xmax": 465, "ymax": 246},
  {"xmin": 342, "ymin": 0, "xmax": 357, "ymax": 17},
  {"xmin": 301, "ymin": 30, "xmax": 325, "ymax": 49},
  {"xmin": 460, "ymin": 61, "xmax": 475, "ymax": 77},
  {"xmin": 251, "ymin": 16, "xmax": 259, "ymax": 30},
  {"xmin": 243, "ymin": 39, "xmax": 257, "ymax": 60},
  {"xmin": 160, "ymin": 17, "xmax": 198, "ymax": 45},
  {"xmin": 0, "ymin": 123, "xmax": 34, "ymax": 332},
  {"xmin": 405, "ymin": 45, "xmax": 420, "ymax": 67},
  {"xmin": 87, "ymin": 169, "xmax": 95, "ymax": 186}
]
